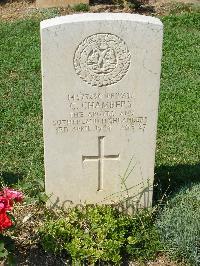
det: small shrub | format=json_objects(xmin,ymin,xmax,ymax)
[
  {"xmin": 40, "ymin": 205, "xmax": 161, "ymax": 265},
  {"xmin": 127, "ymin": 0, "xmax": 142, "ymax": 9},
  {"xmin": 71, "ymin": 3, "xmax": 90, "ymax": 12},
  {"xmin": 156, "ymin": 183, "xmax": 200, "ymax": 266},
  {"xmin": 34, "ymin": 7, "xmax": 60, "ymax": 19},
  {"xmin": 125, "ymin": 0, "xmax": 150, "ymax": 10}
]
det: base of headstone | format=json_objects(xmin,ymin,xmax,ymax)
[{"xmin": 36, "ymin": 0, "xmax": 88, "ymax": 8}]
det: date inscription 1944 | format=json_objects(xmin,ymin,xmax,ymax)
[{"xmin": 52, "ymin": 92, "xmax": 147, "ymax": 134}]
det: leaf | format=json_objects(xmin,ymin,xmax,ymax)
[{"xmin": 0, "ymin": 242, "xmax": 8, "ymax": 258}]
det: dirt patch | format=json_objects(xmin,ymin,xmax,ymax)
[
  {"xmin": 0, "ymin": 0, "xmax": 199, "ymax": 21},
  {"xmin": 0, "ymin": 1, "xmax": 35, "ymax": 21},
  {"xmin": 152, "ymin": 0, "xmax": 199, "ymax": 16}
]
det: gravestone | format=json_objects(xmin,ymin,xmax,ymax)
[{"xmin": 41, "ymin": 13, "xmax": 163, "ymax": 209}]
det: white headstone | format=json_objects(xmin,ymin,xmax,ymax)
[{"xmin": 41, "ymin": 13, "xmax": 163, "ymax": 209}]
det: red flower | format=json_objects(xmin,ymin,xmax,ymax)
[
  {"xmin": 0, "ymin": 196, "xmax": 12, "ymax": 212},
  {"xmin": 2, "ymin": 188, "xmax": 24, "ymax": 203},
  {"xmin": 0, "ymin": 212, "xmax": 12, "ymax": 231},
  {"xmin": 0, "ymin": 203, "xmax": 5, "ymax": 212},
  {"xmin": 0, "ymin": 188, "xmax": 24, "ymax": 232}
]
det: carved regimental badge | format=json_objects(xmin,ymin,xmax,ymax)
[{"xmin": 74, "ymin": 33, "xmax": 131, "ymax": 87}]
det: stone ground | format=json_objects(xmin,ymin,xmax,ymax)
[{"xmin": 0, "ymin": 0, "xmax": 198, "ymax": 265}]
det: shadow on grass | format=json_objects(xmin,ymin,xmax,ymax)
[
  {"xmin": 0, "ymin": 172, "xmax": 24, "ymax": 187},
  {"xmin": 153, "ymin": 163, "xmax": 200, "ymax": 204}
]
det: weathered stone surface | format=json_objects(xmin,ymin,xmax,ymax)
[{"xmin": 41, "ymin": 13, "xmax": 163, "ymax": 209}]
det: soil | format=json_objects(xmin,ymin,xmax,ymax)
[{"xmin": 0, "ymin": 0, "xmax": 199, "ymax": 21}]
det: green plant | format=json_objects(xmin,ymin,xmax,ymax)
[
  {"xmin": 71, "ymin": 3, "xmax": 90, "ymax": 12},
  {"xmin": 32, "ymin": 7, "xmax": 61, "ymax": 19},
  {"xmin": 0, "ymin": 240, "xmax": 8, "ymax": 260},
  {"xmin": 156, "ymin": 183, "xmax": 200, "ymax": 266},
  {"xmin": 40, "ymin": 205, "xmax": 161, "ymax": 265},
  {"xmin": 127, "ymin": 0, "xmax": 142, "ymax": 9}
]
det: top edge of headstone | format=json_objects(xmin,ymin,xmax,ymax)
[{"xmin": 40, "ymin": 13, "xmax": 163, "ymax": 30}]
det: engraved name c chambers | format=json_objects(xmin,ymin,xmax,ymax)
[{"xmin": 73, "ymin": 33, "xmax": 131, "ymax": 87}]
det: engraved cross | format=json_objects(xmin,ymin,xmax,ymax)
[{"xmin": 82, "ymin": 136, "xmax": 120, "ymax": 191}]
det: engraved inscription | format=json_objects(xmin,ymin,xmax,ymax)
[
  {"xmin": 53, "ymin": 116, "xmax": 147, "ymax": 133},
  {"xmin": 52, "ymin": 90, "xmax": 147, "ymax": 134},
  {"xmin": 74, "ymin": 33, "xmax": 131, "ymax": 87},
  {"xmin": 82, "ymin": 136, "xmax": 120, "ymax": 191}
]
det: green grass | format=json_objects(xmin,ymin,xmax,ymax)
[
  {"xmin": 0, "ymin": 12, "xmax": 200, "ymax": 200},
  {"xmin": 156, "ymin": 183, "xmax": 200, "ymax": 266},
  {"xmin": 154, "ymin": 12, "xmax": 200, "ymax": 200},
  {"xmin": 157, "ymin": 13, "xmax": 200, "ymax": 165},
  {"xmin": 0, "ymin": 20, "xmax": 43, "ymax": 197}
]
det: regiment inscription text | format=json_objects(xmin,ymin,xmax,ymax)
[{"xmin": 52, "ymin": 91, "xmax": 147, "ymax": 134}]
